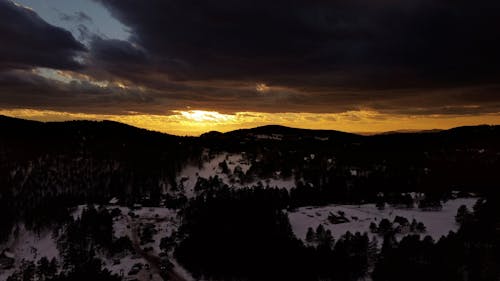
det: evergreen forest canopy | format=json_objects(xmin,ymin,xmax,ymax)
[{"xmin": 0, "ymin": 115, "xmax": 499, "ymax": 281}]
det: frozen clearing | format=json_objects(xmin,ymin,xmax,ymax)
[
  {"xmin": 0, "ymin": 225, "xmax": 60, "ymax": 281},
  {"xmin": 0, "ymin": 205, "xmax": 182, "ymax": 281},
  {"xmin": 104, "ymin": 206, "xmax": 180, "ymax": 279},
  {"xmin": 177, "ymin": 152, "xmax": 296, "ymax": 198},
  {"xmin": 288, "ymin": 198, "xmax": 479, "ymax": 242}
]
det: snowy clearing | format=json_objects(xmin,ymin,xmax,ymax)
[
  {"xmin": 288, "ymin": 198, "xmax": 479, "ymax": 243},
  {"xmin": 0, "ymin": 225, "xmax": 60, "ymax": 281},
  {"xmin": 177, "ymin": 152, "xmax": 296, "ymax": 198}
]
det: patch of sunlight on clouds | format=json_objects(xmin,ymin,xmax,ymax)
[
  {"xmin": 33, "ymin": 67, "xmax": 126, "ymax": 89},
  {"xmin": 174, "ymin": 110, "xmax": 236, "ymax": 123},
  {"xmin": 256, "ymin": 83, "xmax": 270, "ymax": 93}
]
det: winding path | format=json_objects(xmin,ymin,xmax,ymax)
[{"xmin": 128, "ymin": 217, "xmax": 188, "ymax": 281}]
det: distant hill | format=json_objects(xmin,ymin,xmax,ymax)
[
  {"xmin": 3, "ymin": 114, "xmax": 499, "ymax": 141},
  {"xmin": 1, "ymin": 116, "xmax": 499, "ymax": 281},
  {"xmin": 2, "ymin": 115, "xmax": 500, "ymax": 197}
]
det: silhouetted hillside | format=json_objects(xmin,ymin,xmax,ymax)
[{"xmin": 1, "ymin": 116, "xmax": 499, "ymax": 235}]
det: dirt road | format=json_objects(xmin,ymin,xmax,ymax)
[{"xmin": 128, "ymin": 217, "xmax": 188, "ymax": 281}]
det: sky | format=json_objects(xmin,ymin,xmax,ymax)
[{"xmin": 1, "ymin": 0, "xmax": 500, "ymax": 136}]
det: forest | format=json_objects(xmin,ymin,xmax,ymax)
[{"xmin": 1, "ymin": 116, "xmax": 499, "ymax": 281}]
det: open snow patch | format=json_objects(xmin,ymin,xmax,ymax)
[{"xmin": 288, "ymin": 198, "xmax": 479, "ymax": 243}]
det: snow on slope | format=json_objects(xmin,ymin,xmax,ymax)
[
  {"xmin": 288, "ymin": 198, "xmax": 479, "ymax": 243},
  {"xmin": 59, "ymin": 205, "xmax": 180, "ymax": 280},
  {"xmin": 177, "ymin": 151, "xmax": 295, "ymax": 198},
  {"xmin": 103, "ymin": 206, "xmax": 180, "ymax": 279},
  {"xmin": 0, "ymin": 225, "xmax": 60, "ymax": 281},
  {"xmin": 127, "ymin": 207, "xmax": 179, "ymax": 253}
]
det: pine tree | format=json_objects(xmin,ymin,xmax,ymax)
[
  {"xmin": 416, "ymin": 222, "xmax": 426, "ymax": 233},
  {"xmin": 378, "ymin": 218, "xmax": 392, "ymax": 235},
  {"xmin": 306, "ymin": 227, "xmax": 315, "ymax": 243},
  {"xmin": 316, "ymin": 224, "xmax": 326, "ymax": 241},
  {"xmin": 321, "ymin": 230, "xmax": 334, "ymax": 249},
  {"xmin": 455, "ymin": 205, "xmax": 470, "ymax": 225}
]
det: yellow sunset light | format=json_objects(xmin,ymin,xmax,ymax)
[
  {"xmin": 2, "ymin": 108, "xmax": 500, "ymax": 137},
  {"xmin": 175, "ymin": 110, "xmax": 235, "ymax": 123},
  {"xmin": 256, "ymin": 83, "xmax": 270, "ymax": 93}
]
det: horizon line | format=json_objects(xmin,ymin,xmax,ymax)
[{"xmin": 2, "ymin": 114, "xmax": 498, "ymax": 138}]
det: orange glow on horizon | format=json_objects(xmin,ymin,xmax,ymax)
[
  {"xmin": 174, "ymin": 110, "xmax": 236, "ymax": 123},
  {"xmin": 1, "ymin": 108, "xmax": 500, "ymax": 136}
]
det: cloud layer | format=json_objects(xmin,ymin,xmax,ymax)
[
  {"xmin": 94, "ymin": 0, "xmax": 500, "ymax": 84},
  {"xmin": 0, "ymin": 0, "xmax": 86, "ymax": 70},
  {"xmin": 1, "ymin": 0, "xmax": 500, "ymax": 118}
]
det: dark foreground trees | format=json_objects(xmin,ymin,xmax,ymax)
[
  {"xmin": 174, "ymin": 186, "xmax": 499, "ymax": 281},
  {"xmin": 174, "ymin": 187, "xmax": 372, "ymax": 281},
  {"xmin": 373, "ymin": 198, "xmax": 500, "ymax": 281}
]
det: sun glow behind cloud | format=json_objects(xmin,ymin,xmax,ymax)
[
  {"xmin": 2, "ymin": 108, "xmax": 500, "ymax": 136},
  {"xmin": 175, "ymin": 110, "xmax": 236, "ymax": 123}
]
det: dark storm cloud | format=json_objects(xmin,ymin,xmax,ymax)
[
  {"xmin": 2, "ymin": 0, "xmax": 500, "ymax": 116},
  {"xmin": 0, "ymin": 0, "xmax": 86, "ymax": 71},
  {"xmin": 91, "ymin": 37, "xmax": 147, "ymax": 63},
  {"xmin": 78, "ymin": 0, "xmax": 500, "ymax": 115},
  {"xmin": 0, "ymin": 69, "xmax": 157, "ymax": 114},
  {"xmin": 84, "ymin": 37, "xmax": 187, "ymax": 92},
  {"xmin": 94, "ymin": 0, "xmax": 500, "ymax": 86}
]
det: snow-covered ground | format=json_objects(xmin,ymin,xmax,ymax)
[
  {"xmin": 1, "ymin": 196, "xmax": 479, "ymax": 281},
  {"xmin": 103, "ymin": 206, "xmax": 180, "ymax": 280},
  {"xmin": 0, "ymin": 225, "xmax": 60, "ymax": 281},
  {"xmin": 177, "ymin": 151, "xmax": 296, "ymax": 198},
  {"xmin": 109, "ymin": 206, "xmax": 199, "ymax": 281},
  {"xmin": 288, "ymin": 198, "xmax": 479, "ymax": 243},
  {"xmin": 0, "ymin": 205, "xmax": 183, "ymax": 281}
]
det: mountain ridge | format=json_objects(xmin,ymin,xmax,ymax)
[{"xmin": 3, "ymin": 114, "xmax": 499, "ymax": 138}]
